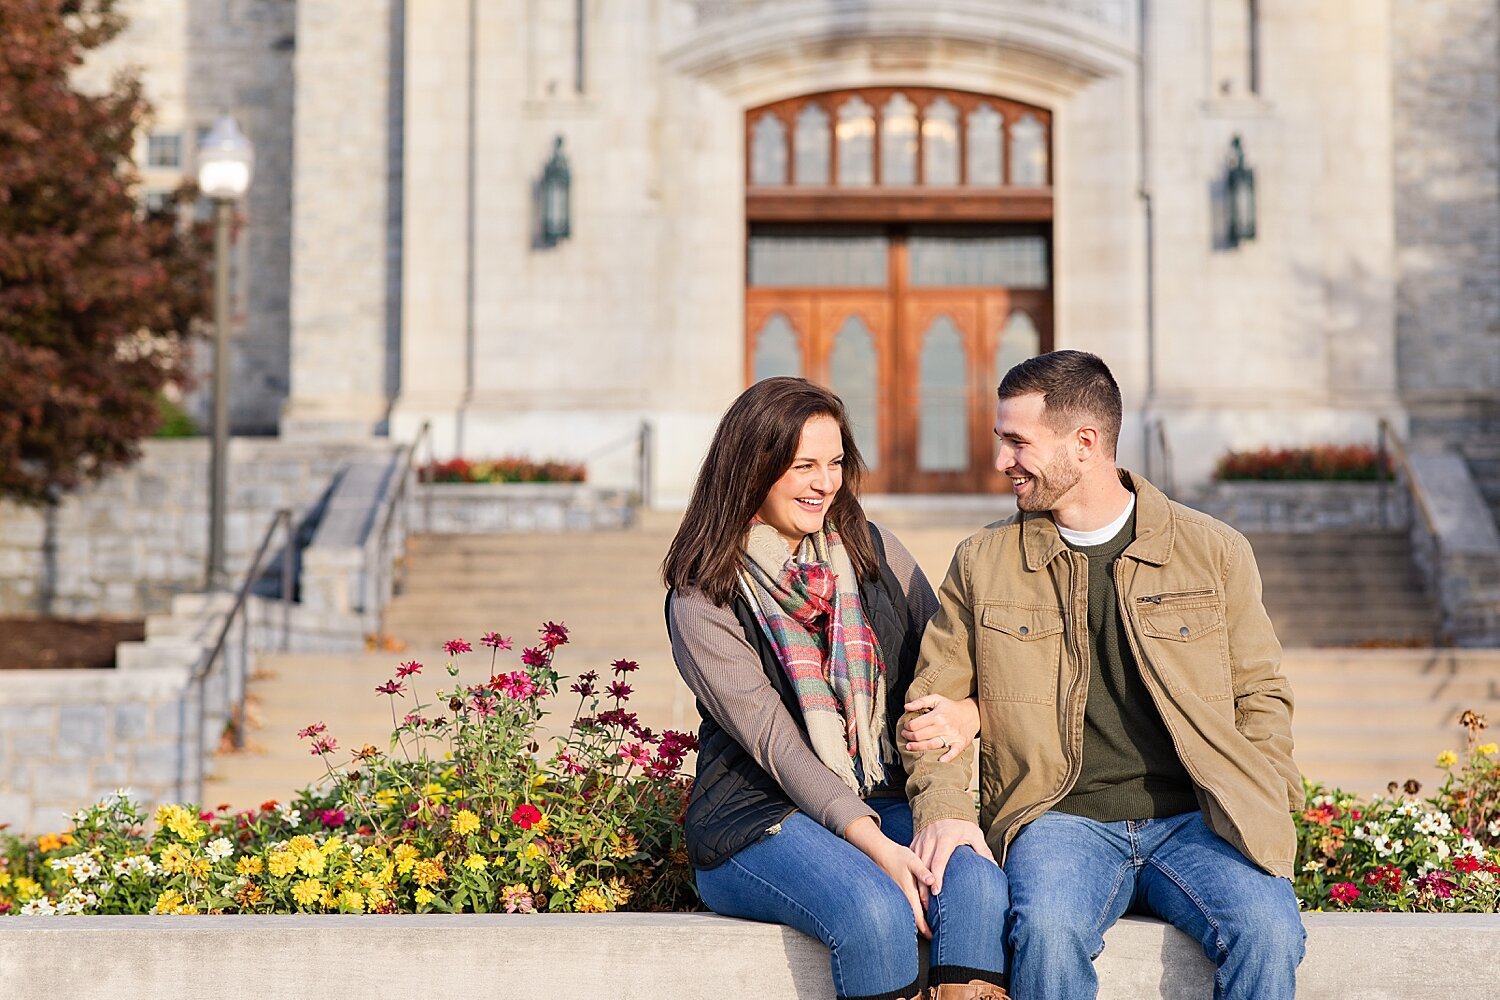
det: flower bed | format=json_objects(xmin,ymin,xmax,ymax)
[
  {"xmin": 0, "ymin": 624, "xmax": 696, "ymax": 916},
  {"xmin": 5, "ymin": 633, "xmax": 1499, "ymax": 917},
  {"xmin": 423, "ymin": 457, "xmax": 585, "ymax": 484},
  {"xmin": 1215, "ymin": 444, "xmax": 1389, "ymax": 481}
]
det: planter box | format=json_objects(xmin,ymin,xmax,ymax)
[
  {"xmin": 1, "ymin": 912, "xmax": 1497, "ymax": 999},
  {"xmin": 417, "ymin": 483, "xmax": 635, "ymax": 534},
  {"xmin": 1193, "ymin": 480, "xmax": 1409, "ymax": 533}
]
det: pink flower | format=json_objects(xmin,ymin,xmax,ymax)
[
  {"xmin": 618, "ymin": 742, "xmax": 653, "ymax": 768},
  {"xmin": 511, "ymin": 804, "xmax": 542, "ymax": 830},
  {"xmin": 395, "ymin": 660, "xmax": 423, "ymax": 678},
  {"xmin": 320, "ymin": 809, "xmax": 347, "ymax": 828},
  {"xmin": 1329, "ymin": 882, "xmax": 1361, "ymax": 905},
  {"xmin": 489, "ymin": 671, "xmax": 537, "ymax": 700},
  {"xmin": 481, "ymin": 632, "xmax": 512, "ymax": 650},
  {"xmin": 607, "ymin": 681, "xmax": 633, "ymax": 702},
  {"xmin": 570, "ymin": 677, "xmax": 596, "ymax": 697},
  {"xmin": 556, "ymin": 752, "xmax": 586, "ymax": 776},
  {"xmin": 521, "ymin": 647, "xmax": 548, "ymax": 668},
  {"xmin": 375, "ymin": 679, "xmax": 405, "ymax": 696},
  {"xmin": 611, "ymin": 659, "xmax": 639, "ymax": 675},
  {"xmin": 402, "ymin": 713, "xmax": 425, "ymax": 728},
  {"xmin": 540, "ymin": 621, "xmax": 569, "ymax": 650},
  {"xmin": 469, "ymin": 693, "xmax": 497, "ymax": 718},
  {"xmin": 309, "ymin": 736, "xmax": 338, "ymax": 756},
  {"xmin": 444, "ymin": 638, "xmax": 473, "ymax": 656},
  {"xmin": 501, "ymin": 884, "xmax": 535, "ymax": 913},
  {"xmin": 297, "ymin": 722, "xmax": 327, "ymax": 739}
]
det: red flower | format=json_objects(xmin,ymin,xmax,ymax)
[
  {"xmin": 540, "ymin": 621, "xmax": 570, "ymax": 650},
  {"xmin": 1454, "ymin": 855, "xmax": 1483, "ymax": 873},
  {"xmin": 1329, "ymin": 882, "xmax": 1361, "ymax": 906},
  {"xmin": 481, "ymin": 632, "xmax": 512, "ymax": 650},
  {"xmin": 607, "ymin": 681, "xmax": 633, "ymax": 701},
  {"xmin": 511, "ymin": 804, "xmax": 542, "ymax": 829},
  {"xmin": 259, "ymin": 799, "xmax": 279, "ymax": 813},
  {"xmin": 611, "ymin": 658, "xmax": 639, "ymax": 675},
  {"xmin": 396, "ymin": 660, "xmax": 423, "ymax": 678},
  {"xmin": 521, "ymin": 646, "xmax": 548, "ymax": 667},
  {"xmin": 444, "ymin": 638, "xmax": 473, "ymax": 656},
  {"xmin": 375, "ymin": 679, "xmax": 405, "ymax": 696},
  {"xmin": 297, "ymin": 723, "xmax": 326, "ymax": 740}
]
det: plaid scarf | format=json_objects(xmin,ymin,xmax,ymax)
[{"xmin": 738, "ymin": 521, "xmax": 894, "ymax": 794}]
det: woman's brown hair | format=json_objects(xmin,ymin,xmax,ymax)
[{"xmin": 661, "ymin": 377, "xmax": 878, "ymax": 605}]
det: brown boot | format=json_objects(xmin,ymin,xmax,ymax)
[{"xmin": 928, "ymin": 982, "xmax": 1011, "ymax": 1000}]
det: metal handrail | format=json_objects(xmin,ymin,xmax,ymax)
[
  {"xmin": 1146, "ymin": 416, "xmax": 1175, "ymax": 496},
  {"xmin": 375, "ymin": 420, "xmax": 431, "ymax": 601},
  {"xmin": 185, "ymin": 507, "xmax": 295, "ymax": 802}
]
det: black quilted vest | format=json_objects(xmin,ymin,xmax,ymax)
[{"xmin": 674, "ymin": 530, "xmax": 920, "ymax": 870}]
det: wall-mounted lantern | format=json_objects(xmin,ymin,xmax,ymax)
[
  {"xmin": 538, "ymin": 135, "xmax": 571, "ymax": 248},
  {"xmin": 1225, "ymin": 134, "xmax": 1256, "ymax": 247}
]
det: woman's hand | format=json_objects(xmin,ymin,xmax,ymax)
[
  {"xmin": 902, "ymin": 694, "xmax": 980, "ymax": 763},
  {"xmin": 843, "ymin": 816, "xmax": 935, "ymax": 938}
]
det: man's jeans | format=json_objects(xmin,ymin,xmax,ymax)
[
  {"xmin": 696, "ymin": 798, "xmax": 1009, "ymax": 1000},
  {"xmin": 1004, "ymin": 810, "xmax": 1304, "ymax": 1000}
]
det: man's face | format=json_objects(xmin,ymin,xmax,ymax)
[{"xmin": 994, "ymin": 392, "xmax": 1082, "ymax": 513}]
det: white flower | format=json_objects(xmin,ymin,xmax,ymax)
[
  {"xmin": 1432, "ymin": 838, "xmax": 1452, "ymax": 860},
  {"xmin": 1303, "ymin": 860, "xmax": 1324, "ymax": 873},
  {"xmin": 1461, "ymin": 838, "xmax": 1486, "ymax": 858},
  {"xmin": 1397, "ymin": 801, "xmax": 1422, "ymax": 818},
  {"xmin": 19, "ymin": 898, "xmax": 57, "ymax": 916},
  {"xmin": 1488, "ymin": 820, "xmax": 1500, "ymax": 838},
  {"xmin": 282, "ymin": 809, "xmax": 302, "ymax": 828},
  {"xmin": 1312, "ymin": 794, "xmax": 1334, "ymax": 807},
  {"xmin": 72, "ymin": 809, "xmax": 90, "ymax": 825},
  {"xmin": 54, "ymin": 888, "xmax": 97, "ymax": 915},
  {"xmin": 1374, "ymin": 835, "xmax": 1404, "ymax": 857},
  {"xmin": 205, "ymin": 837, "xmax": 234, "ymax": 862},
  {"xmin": 70, "ymin": 857, "xmax": 101, "ymax": 883},
  {"xmin": 48, "ymin": 858, "xmax": 70, "ymax": 871}
]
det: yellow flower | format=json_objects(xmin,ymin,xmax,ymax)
[
  {"xmin": 532, "ymin": 774, "xmax": 547, "ymax": 788},
  {"xmin": 451, "ymin": 810, "xmax": 481, "ymax": 836},
  {"xmin": 12, "ymin": 877, "xmax": 40, "ymax": 900},
  {"xmin": 159, "ymin": 843, "xmax": 192, "ymax": 874},
  {"xmin": 523, "ymin": 843, "xmax": 546, "ymax": 862},
  {"xmin": 36, "ymin": 833, "xmax": 63, "ymax": 853},
  {"xmin": 1438, "ymin": 750, "xmax": 1459, "ymax": 768},
  {"xmin": 414, "ymin": 887, "xmax": 436, "ymax": 906},
  {"xmin": 287, "ymin": 835, "xmax": 318, "ymax": 854},
  {"xmin": 463, "ymin": 853, "xmax": 487, "ymax": 873},
  {"xmin": 296, "ymin": 848, "xmax": 327, "ymax": 877},
  {"xmin": 59, "ymin": 833, "xmax": 74, "ymax": 847},
  {"xmin": 414, "ymin": 859, "xmax": 446, "ymax": 887},
  {"xmin": 608, "ymin": 878, "xmax": 633, "ymax": 908},
  {"xmin": 0, "ymin": 872, "xmax": 10, "ymax": 889},
  {"xmin": 268, "ymin": 851, "xmax": 299, "ymax": 878},
  {"xmin": 154, "ymin": 890, "xmax": 192, "ymax": 915},
  {"xmin": 236, "ymin": 856, "xmax": 265, "ymax": 877},
  {"xmin": 532, "ymin": 814, "xmax": 551, "ymax": 835},
  {"xmin": 374, "ymin": 789, "xmax": 398, "ymax": 809},
  {"xmin": 423, "ymin": 782, "xmax": 446, "ymax": 799},
  {"xmin": 1478, "ymin": 743, "xmax": 1498, "ymax": 756},
  {"xmin": 550, "ymin": 867, "xmax": 576, "ymax": 890},
  {"xmin": 376, "ymin": 861, "xmax": 396, "ymax": 884},
  {"xmin": 186, "ymin": 858, "xmax": 211, "ymax": 881},
  {"xmin": 341, "ymin": 890, "xmax": 365, "ymax": 913},
  {"xmin": 392, "ymin": 844, "xmax": 420, "ymax": 875},
  {"xmin": 574, "ymin": 886, "xmax": 613, "ymax": 912},
  {"xmin": 291, "ymin": 879, "xmax": 324, "ymax": 907}
]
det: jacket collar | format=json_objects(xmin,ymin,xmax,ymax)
[{"xmin": 1020, "ymin": 469, "xmax": 1175, "ymax": 570}]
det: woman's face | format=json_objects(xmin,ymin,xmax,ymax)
[{"xmin": 756, "ymin": 414, "xmax": 844, "ymax": 553}]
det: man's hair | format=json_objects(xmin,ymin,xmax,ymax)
[{"xmin": 998, "ymin": 350, "xmax": 1123, "ymax": 454}]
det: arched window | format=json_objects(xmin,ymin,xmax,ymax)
[
  {"xmin": 830, "ymin": 316, "xmax": 880, "ymax": 468},
  {"xmin": 752, "ymin": 313, "xmax": 801, "ymax": 382},
  {"xmin": 750, "ymin": 113, "xmax": 787, "ymax": 186},
  {"xmin": 922, "ymin": 97, "xmax": 959, "ymax": 186},
  {"xmin": 1010, "ymin": 114, "xmax": 1048, "ymax": 186},
  {"xmin": 881, "ymin": 93, "xmax": 918, "ymax": 186},
  {"xmin": 794, "ymin": 103, "xmax": 831, "ymax": 186},
  {"xmin": 836, "ymin": 96, "xmax": 876, "ymax": 187}
]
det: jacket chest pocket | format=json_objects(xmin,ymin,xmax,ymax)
[
  {"xmin": 1137, "ymin": 599, "xmax": 1232, "ymax": 701},
  {"xmin": 977, "ymin": 604, "xmax": 1064, "ymax": 705}
]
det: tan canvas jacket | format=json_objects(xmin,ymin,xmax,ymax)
[{"xmin": 900, "ymin": 471, "xmax": 1301, "ymax": 878}]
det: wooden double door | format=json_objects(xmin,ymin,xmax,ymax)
[{"xmin": 746, "ymin": 224, "xmax": 1053, "ymax": 493}]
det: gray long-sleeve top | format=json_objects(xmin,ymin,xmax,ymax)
[{"xmin": 667, "ymin": 524, "xmax": 938, "ymax": 838}]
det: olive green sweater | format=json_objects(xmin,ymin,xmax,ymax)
[{"xmin": 1053, "ymin": 509, "xmax": 1199, "ymax": 822}]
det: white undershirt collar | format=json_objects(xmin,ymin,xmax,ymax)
[{"xmin": 1056, "ymin": 493, "xmax": 1136, "ymax": 548}]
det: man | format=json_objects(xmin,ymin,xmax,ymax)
[{"xmin": 900, "ymin": 351, "xmax": 1304, "ymax": 1000}]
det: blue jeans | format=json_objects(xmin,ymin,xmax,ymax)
[
  {"xmin": 1003, "ymin": 810, "xmax": 1304, "ymax": 1000},
  {"xmin": 695, "ymin": 798, "xmax": 1009, "ymax": 1000}
]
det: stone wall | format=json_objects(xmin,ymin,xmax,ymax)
[
  {"xmin": 1192, "ymin": 480, "xmax": 1409, "ymax": 533},
  {"xmin": 1392, "ymin": 0, "xmax": 1500, "ymax": 437},
  {"xmin": 418, "ymin": 484, "xmax": 635, "ymax": 534},
  {"xmin": 0, "ymin": 439, "xmax": 397, "ymax": 619}
]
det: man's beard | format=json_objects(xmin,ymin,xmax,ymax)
[{"xmin": 1012, "ymin": 446, "xmax": 1081, "ymax": 512}]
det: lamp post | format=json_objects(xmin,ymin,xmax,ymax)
[{"xmin": 197, "ymin": 115, "xmax": 254, "ymax": 589}]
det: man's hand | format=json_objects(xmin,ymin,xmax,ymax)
[
  {"xmin": 844, "ymin": 816, "xmax": 936, "ymax": 938},
  {"xmin": 902, "ymin": 694, "xmax": 981, "ymax": 763},
  {"xmin": 909, "ymin": 818, "xmax": 996, "ymax": 904}
]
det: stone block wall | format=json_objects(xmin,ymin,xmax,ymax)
[
  {"xmin": 1192, "ymin": 481, "xmax": 1409, "ymax": 533},
  {"xmin": 0, "ymin": 438, "xmax": 398, "ymax": 618},
  {"xmin": 418, "ymin": 484, "xmax": 636, "ymax": 534}
]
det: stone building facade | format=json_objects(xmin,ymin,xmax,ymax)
[{"xmin": 93, "ymin": 0, "xmax": 1500, "ymax": 500}]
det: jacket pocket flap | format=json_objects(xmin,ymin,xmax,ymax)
[
  {"xmin": 1140, "ymin": 606, "xmax": 1222, "ymax": 641},
  {"xmin": 981, "ymin": 606, "xmax": 1064, "ymax": 640}
]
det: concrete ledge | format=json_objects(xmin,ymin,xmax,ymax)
[{"xmin": 1, "ymin": 913, "xmax": 1497, "ymax": 999}]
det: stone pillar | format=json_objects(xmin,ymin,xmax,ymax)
[{"xmin": 281, "ymin": 0, "xmax": 402, "ymax": 438}]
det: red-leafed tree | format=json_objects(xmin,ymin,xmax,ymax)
[{"xmin": 0, "ymin": 0, "xmax": 211, "ymax": 507}]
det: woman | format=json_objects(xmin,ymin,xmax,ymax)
[{"xmin": 662, "ymin": 378, "xmax": 1009, "ymax": 1000}]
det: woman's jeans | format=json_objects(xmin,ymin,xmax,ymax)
[
  {"xmin": 1003, "ymin": 810, "xmax": 1305, "ymax": 1000},
  {"xmin": 695, "ymin": 798, "xmax": 1009, "ymax": 1000}
]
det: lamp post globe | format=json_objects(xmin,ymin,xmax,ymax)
[{"xmin": 197, "ymin": 114, "xmax": 254, "ymax": 590}]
